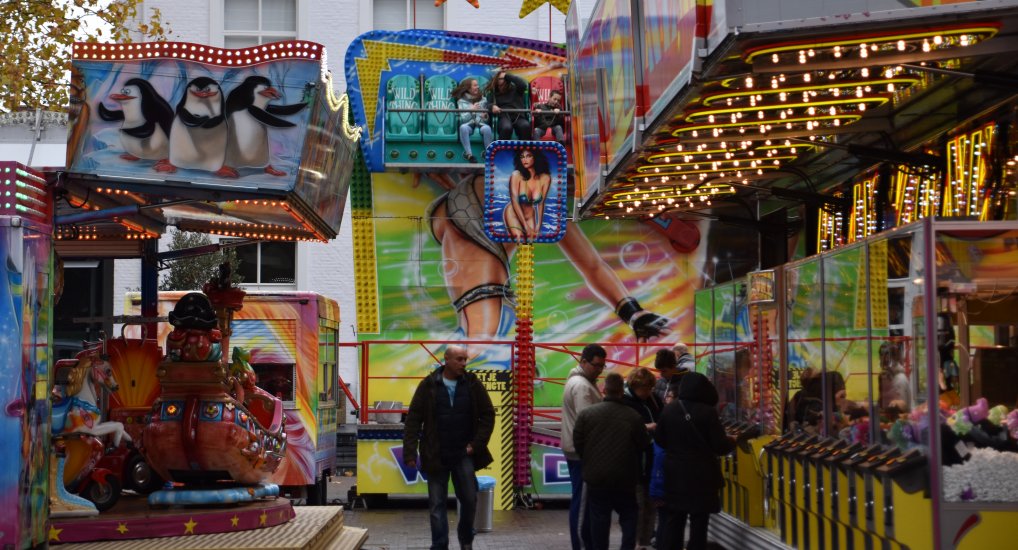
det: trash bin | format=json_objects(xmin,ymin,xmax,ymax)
[{"xmin": 460, "ymin": 475, "xmax": 496, "ymax": 532}]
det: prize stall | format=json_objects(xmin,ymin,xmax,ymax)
[{"xmin": 0, "ymin": 36, "xmax": 363, "ymax": 548}]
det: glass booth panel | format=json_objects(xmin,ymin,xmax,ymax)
[
  {"xmin": 875, "ymin": 232, "xmax": 918, "ymax": 445},
  {"xmin": 822, "ymin": 244, "xmax": 871, "ymax": 441},
  {"xmin": 784, "ymin": 260, "xmax": 822, "ymax": 434},
  {"xmin": 933, "ymin": 225, "xmax": 1018, "ymax": 503},
  {"xmin": 712, "ymin": 282, "xmax": 738, "ymax": 421},
  {"xmin": 694, "ymin": 288, "xmax": 713, "ymax": 375}
]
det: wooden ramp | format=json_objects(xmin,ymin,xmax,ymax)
[{"xmin": 55, "ymin": 506, "xmax": 367, "ymax": 550}]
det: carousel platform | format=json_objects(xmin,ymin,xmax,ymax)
[{"xmin": 50, "ymin": 495, "xmax": 367, "ymax": 549}]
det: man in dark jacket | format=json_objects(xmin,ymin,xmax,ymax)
[
  {"xmin": 403, "ymin": 345, "xmax": 495, "ymax": 550},
  {"xmin": 654, "ymin": 372, "xmax": 735, "ymax": 550},
  {"xmin": 532, "ymin": 90, "xmax": 566, "ymax": 143},
  {"xmin": 487, "ymin": 68, "xmax": 532, "ymax": 140},
  {"xmin": 574, "ymin": 372, "xmax": 651, "ymax": 550}
]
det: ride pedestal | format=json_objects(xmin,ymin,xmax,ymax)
[{"xmin": 48, "ymin": 495, "xmax": 366, "ymax": 549}]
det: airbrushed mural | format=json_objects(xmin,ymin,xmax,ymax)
[
  {"xmin": 69, "ymin": 41, "xmax": 360, "ymax": 240},
  {"xmin": 0, "ymin": 215, "xmax": 54, "ymax": 549},
  {"xmin": 71, "ymin": 44, "xmax": 317, "ymax": 187}
]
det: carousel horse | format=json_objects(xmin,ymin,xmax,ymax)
[{"xmin": 52, "ymin": 349, "xmax": 131, "ymax": 448}]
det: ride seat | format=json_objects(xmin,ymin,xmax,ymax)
[
  {"xmin": 385, "ymin": 75, "xmax": 421, "ymax": 142},
  {"xmin": 424, "ymin": 75, "xmax": 458, "ymax": 142}
]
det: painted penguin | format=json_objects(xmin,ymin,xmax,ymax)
[
  {"xmin": 167, "ymin": 76, "xmax": 231, "ymax": 176},
  {"xmin": 97, "ymin": 78, "xmax": 173, "ymax": 167},
  {"xmin": 224, "ymin": 75, "xmax": 307, "ymax": 177}
]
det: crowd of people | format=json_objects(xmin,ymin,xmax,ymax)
[
  {"xmin": 563, "ymin": 343, "xmax": 734, "ymax": 550},
  {"xmin": 452, "ymin": 67, "xmax": 568, "ymax": 163},
  {"xmin": 401, "ymin": 341, "xmax": 731, "ymax": 550}
]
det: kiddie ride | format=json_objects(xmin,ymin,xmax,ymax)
[
  {"xmin": 50, "ymin": 339, "xmax": 138, "ymax": 514},
  {"xmin": 141, "ymin": 289, "xmax": 288, "ymax": 504}
]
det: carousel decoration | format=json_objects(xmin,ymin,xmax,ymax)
[{"xmin": 141, "ymin": 279, "xmax": 287, "ymax": 505}]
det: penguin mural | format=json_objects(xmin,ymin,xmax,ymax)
[
  {"xmin": 166, "ymin": 76, "xmax": 231, "ymax": 176},
  {"xmin": 223, "ymin": 75, "xmax": 308, "ymax": 177},
  {"xmin": 97, "ymin": 78, "xmax": 173, "ymax": 169}
]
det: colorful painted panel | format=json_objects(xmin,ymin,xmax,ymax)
[
  {"xmin": 565, "ymin": 2, "xmax": 598, "ymax": 201},
  {"xmin": 0, "ymin": 218, "xmax": 53, "ymax": 550},
  {"xmin": 343, "ymin": 30, "xmax": 567, "ymax": 171},
  {"xmin": 70, "ymin": 42, "xmax": 324, "ymax": 191},
  {"xmin": 640, "ymin": 0, "xmax": 697, "ymax": 123},
  {"xmin": 68, "ymin": 42, "xmax": 359, "ymax": 240},
  {"xmin": 483, "ymin": 141, "xmax": 567, "ymax": 244},
  {"xmin": 570, "ymin": 0, "xmax": 637, "ymax": 174}
]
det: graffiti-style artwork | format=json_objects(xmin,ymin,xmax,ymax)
[{"xmin": 484, "ymin": 141, "xmax": 567, "ymax": 244}]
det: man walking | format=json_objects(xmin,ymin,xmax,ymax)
[
  {"xmin": 403, "ymin": 345, "xmax": 495, "ymax": 550},
  {"xmin": 561, "ymin": 344, "xmax": 607, "ymax": 550},
  {"xmin": 573, "ymin": 372, "xmax": 652, "ymax": 550}
]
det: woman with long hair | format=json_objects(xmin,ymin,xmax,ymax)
[
  {"xmin": 505, "ymin": 147, "xmax": 551, "ymax": 243},
  {"xmin": 451, "ymin": 78, "xmax": 492, "ymax": 163}
]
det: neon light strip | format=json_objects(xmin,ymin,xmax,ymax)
[
  {"xmin": 706, "ymin": 78, "xmax": 921, "ymax": 104},
  {"xmin": 743, "ymin": 24, "xmax": 999, "ymax": 62},
  {"xmin": 685, "ymin": 97, "xmax": 889, "ymax": 122},
  {"xmin": 671, "ymin": 114, "xmax": 862, "ymax": 137}
]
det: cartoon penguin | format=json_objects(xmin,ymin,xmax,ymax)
[
  {"xmin": 167, "ymin": 76, "xmax": 230, "ymax": 176},
  {"xmin": 97, "ymin": 78, "xmax": 173, "ymax": 168},
  {"xmin": 223, "ymin": 75, "xmax": 307, "ymax": 177}
]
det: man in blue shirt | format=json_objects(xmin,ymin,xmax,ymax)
[{"xmin": 403, "ymin": 345, "xmax": 496, "ymax": 550}]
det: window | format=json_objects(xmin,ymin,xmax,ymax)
[
  {"xmin": 373, "ymin": 0, "xmax": 444, "ymax": 31},
  {"xmin": 219, "ymin": 0, "xmax": 298, "ymax": 49},
  {"xmin": 253, "ymin": 363, "xmax": 295, "ymax": 402},
  {"xmin": 232, "ymin": 241, "xmax": 296, "ymax": 285},
  {"xmin": 318, "ymin": 322, "xmax": 338, "ymax": 403}
]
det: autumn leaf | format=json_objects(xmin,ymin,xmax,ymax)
[{"xmin": 0, "ymin": 0, "xmax": 170, "ymax": 113}]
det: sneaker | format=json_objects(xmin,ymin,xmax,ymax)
[{"xmin": 466, "ymin": 154, "xmax": 478, "ymax": 163}]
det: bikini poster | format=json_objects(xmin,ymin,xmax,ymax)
[{"xmin": 483, "ymin": 140, "xmax": 568, "ymax": 244}]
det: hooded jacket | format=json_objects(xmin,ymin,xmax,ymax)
[
  {"xmin": 653, "ymin": 372, "xmax": 734, "ymax": 513},
  {"xmin": 560, "ymin": 366, "xmax": 602, "ymax": 460},
  {"xmin": 402, "ymin": 367, "xmax": 495, "ymax": 476}
]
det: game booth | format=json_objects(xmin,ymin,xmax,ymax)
[{"xmin": 0, "ymin": 38, "xmax": 365, "ymax": 549}]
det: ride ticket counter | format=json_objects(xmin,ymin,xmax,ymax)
[{"xmin": 695, "ymin": 219, "xmax": 1018, "ymax": 549}]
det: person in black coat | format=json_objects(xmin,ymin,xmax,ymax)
[
  {"xmin": 653, "ymin": 372, "xmax": 735, "ymax": 550},
  {"xmin": 486, "ymin": 68, "xmax": 532, "ymax": 140},
  {"xmin": 403, "ymin": 345, "xmax": 495, "ymax": 550}
]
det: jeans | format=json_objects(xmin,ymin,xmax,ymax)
[
  {"xmin": 658, "ymin": 505, "xmax": 710, "ymax": 550},
  {"xmin": 458, "ymin": 123, "xmax": 492, "ymax": 158},
  {"xmin": 533, "ymin": 125, "xmax": 565, "ymax": 142},
  {"xmin": 567, "ymin": 459, "xmax": 592, "ymax": 550},
  {"xmin": 586, "ymin": 486, "xmax": 638, "ymax": 550},
  {"xmin": 427, "ymin": 455, "xmax": 478, "ymax": 550},
  {"xmin": 634, "ymin": 482, "xmax": 655, "ymax": 546}
]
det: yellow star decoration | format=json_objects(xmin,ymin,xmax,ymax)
[
  {"xmin": 259, "ymin": 512, "xmax": 268, "ymax": 526},
  {"xmin": 48, "ymin": 526, "xmax": 63, "ymax": 542},
  {"xmin": 519, "ymin": 0, "xmax": 571, "ymax": 18},
  {"xmin": 434, "ymin": 0, "xmax": 480, "ymax": 8},
  {"xmin": 116, "ymin": 523, "xmax": 129, "ymax": 535},
  {"xmin": 230, "ymin": 515, "xmax": 240, "ymax": 527},
  {"xmin": 184, "ymin": 517, "xmax": 197, "ymax": 535}
]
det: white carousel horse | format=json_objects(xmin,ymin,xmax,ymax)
[{"xmin": 52, "ymin": 353, "xmax": 132, "ymax": 448}]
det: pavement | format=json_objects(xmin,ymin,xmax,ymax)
[{"xmin": 327, "ymin": 475, "xmax": 626, "ymax": 550}]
